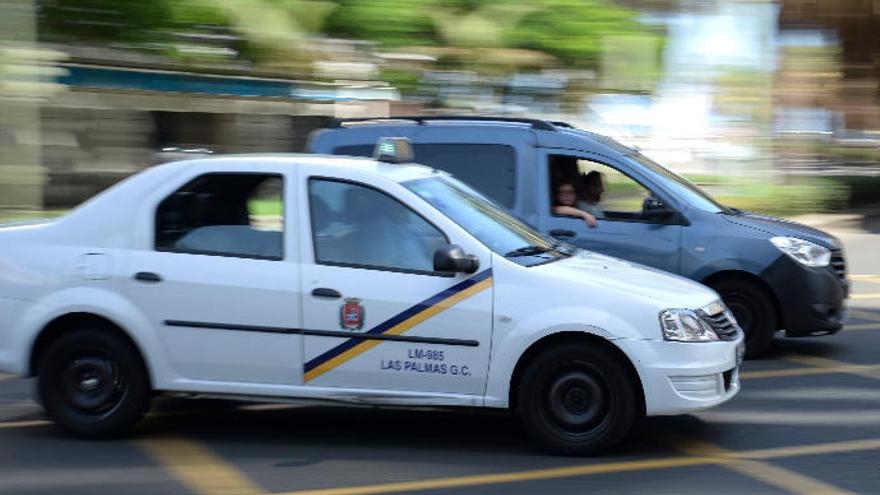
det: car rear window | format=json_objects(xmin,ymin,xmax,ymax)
[{"xmin": 334, "ymin": 143, "xmax": 517, "ymax": 208}]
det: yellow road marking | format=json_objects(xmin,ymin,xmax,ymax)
[
  {"xmin": 846, "ymin": 322, "xmax": 880, "ymax": 331},
  {"xmin": 850, "ymin": 293, "xmax": 880, "ymax": 299},
  {"xmin": 275, "ymin": 437, "xmax": 880, "ymax": 495},
  {"xmin": 0, "ymin": 373, "xmax": 15, "ymax": 381},
  {"xmin": 746, "ymin": 438, "xmax": 880, "ymax": 460},
  {"xmin": 136, "ymin": 437, "xmax": 267, "ymax": 495},
  {"xmin": 739, "ymin": 365, "xmax": 880, "ymax": 380},
  {"xmin": 849, "ymin": 275, "xmax": 880, "ymax": 282},
  {"xmin": 670, "ymin": 437, "xmax": 856, "ymax": 495},
  {"xmin": 2, "ymin": 416, "xmax": 878, "ymax": 495},
  {"xmin": 0, "ymin": 419, "xmax": 51, "ymax": 430},
  {"xmin": 848, "ymin": 309, "xmax": 880, "ymax": 322},
  {"xmin": 785, "ymin": 354, "xmax": 880, "ymax": 381},
  {"xmin": 275, "ymin": 457, "xmax": 713, "ymax": 495}
]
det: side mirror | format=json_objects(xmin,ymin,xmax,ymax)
[
  {"xmin": 642, "ymin": 197, "xmax": 674, "ymax": 220},
  {"xmin": 434, "ymin": 244, "xmax": 480, "ymax": 274}
]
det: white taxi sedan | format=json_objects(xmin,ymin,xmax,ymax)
[{"xmin": 0, "ymin": 139, "xmax": 743, "ymax": 454}]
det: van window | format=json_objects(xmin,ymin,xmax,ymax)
[
  {"xmin": 548, "ymin": 154, "xmax": 656, "ymax": 222},
  {"xmin": 155, "ymin": 173, "xmax": 284, "ymax": 260},
  {"xmin": 334, "ymin": 143, "xmax": 516, "ymax": 208}
]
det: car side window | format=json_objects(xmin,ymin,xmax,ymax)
[
  {"xmin": 308, "ymin": 178, "xmax": 447, "ymax": 274},
  {"xmin": 334, "ymin": 143, "xmax": 517, "ymax": 208},
  {"xmin": 548, "ymin": 154, "xmax": 661, "ymax": 222},
  {"xmin": 155, "ymin": 173, "xmax": 284, "ymax": 260}
]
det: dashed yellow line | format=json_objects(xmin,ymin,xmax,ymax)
[
  {"xmin": 0, "ymin": 419, "xmax": 51, "ymax": 430},
  {"xmin": 846, "ymin": 322, "xmax": 880, "ymax": 331},
  {"xmin": 273, "ymin": 457, "xmax": 715, "ymax": 495},
  {"xmin": 0, "ymin": 373, "xmax": 15, "ymax": 381},
  {"xmin": 850, "ymin": 293, "xmax": 880, "ymax": 300},
  {"xmin": 0, "ymin": 420, "xmax": 878, "ymax": 495},
  {"xmin": 849, "ymin": 275, "xmax": 880, "ymax": 283},
  {"xmin": 739, "ymin": 366, "xmax": 851, "ymax": 380},
  {"xmin": 746, "ymin": 438, "xmax": 880, "ymax": 460},
  {"xmin": 275, "ymin": 436, "xmax": 880, "ymax": 495},
  {"xmin": 669, "ymin": 437, "xmax": 856, "ymax": 495},
  {"xmin": 136, "ymin": 437, "xmax": 267, "ymax": 495},
  {"xmin": 785, "ymin": 354, "xmax": 880, "ymax": 381},
  {"xmin": 848, "ymin": 309, "xmax": 880, "ymax": 322}
]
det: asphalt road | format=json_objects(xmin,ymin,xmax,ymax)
[{"xmin": 2, "ymin": 232, "xmax": 879, "ymax": 495}]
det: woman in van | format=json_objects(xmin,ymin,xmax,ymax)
[{"xmin": 553, "ymin": 180, "xmax": 598, "ymax": 228}]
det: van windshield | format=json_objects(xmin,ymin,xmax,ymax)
[
  {"xmin": 404, "ymin": 176, "xmax": 570, "ymax": 266},
  {"xmin": 627, "ymin": 153, "xmax": 733, "ymax": 214}
]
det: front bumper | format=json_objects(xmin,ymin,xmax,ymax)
[
  {"xmin": 617, "ymin": 334, "xmax": 743, "ymax": 416},
  {"xmin": 762, "ymin": 254, "xmax": 847, "ymax": 337}
]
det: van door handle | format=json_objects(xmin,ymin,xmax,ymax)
[
  {"xmin": 549, "ymin": 229, "xmax": 576, "ymax": 239},
  {"xmin": 134, "ymin": 272, "xmax": 162, "ymax": 283},
  {"xmin": 312, "ymin": 288, "xmax": 341, "ymax": 299}
]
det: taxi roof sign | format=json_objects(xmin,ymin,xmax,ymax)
[{"xmin": 374, "ymin": 137, "xmax": 414, "ymax": 164}]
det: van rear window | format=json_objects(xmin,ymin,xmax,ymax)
[{"xmin": 334, "ymin": 143, "xmax": 516, "ymax": 208}]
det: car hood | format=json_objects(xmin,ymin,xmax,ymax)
[
  {"xmin": 721, "ymin": 212, "xmax": 840, "ymax": 249},
  {"xmin": 534, "ymin": 249, "xmax": 720, "ymax": 310}
]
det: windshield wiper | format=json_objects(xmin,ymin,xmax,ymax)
[{"xmin": 504, "ymin": 245, "xmax": 553, "ymax": 257}]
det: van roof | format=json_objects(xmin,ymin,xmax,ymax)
[{"xmin": 325, "ymin": 116, "xmax": 637, "ymax": 156}]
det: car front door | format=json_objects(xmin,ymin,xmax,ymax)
[
  {"xmin": 538, "ymin": 150, "xmax": 683, "ymax": 273},
  {"xmin": 298, "ymin": 170, "xmax": 494, "ymax": 396},
  {"xmin": 126, "ymin": 167, "xmax": 304, "ymax": 386}
]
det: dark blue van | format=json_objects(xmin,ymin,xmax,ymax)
[{"xmin": 309, "ymin": 116, "xmax": 849, "ymax": 357}]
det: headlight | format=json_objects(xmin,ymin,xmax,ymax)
[
  {"xmin": 659, "ymin": 309, "xmax": 719, "ymax": 342},
  {"xmin": 770, "ymin": 236, "xmax": 831, "ymax": 267}
]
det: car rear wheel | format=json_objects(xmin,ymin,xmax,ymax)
[
  {"xmin": 516, "ymin": 344, "xmax": 640, "ymax": 455},
  {"xmin": 38, "ymin": 328, "xmax": 150, "ymax": 438},
  {"xmin": 712, "ymin": 279, "xmax": 776, "ymax": 359}
]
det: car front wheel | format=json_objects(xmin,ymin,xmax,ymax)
[
  {"xmin": 712, "ymin": 279, "xmax": 777, "ymax": 359},
  {"xmin": 516, "ymin": 344, "xmax": 640, "ymax": 455},
  {"xmin": 38, "ymin": 328, "xmax": 151, "ymax": 438}
]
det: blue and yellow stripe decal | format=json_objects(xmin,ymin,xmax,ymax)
[{"xmin": 304, "ymin": 268, "xmax": 493, "ymax": 382}]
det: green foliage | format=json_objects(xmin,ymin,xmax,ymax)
[
  {"xmin": 324, "ymin": 0, "xmax": 440, "ymax": 48},
  {"xmin": 504, "ymin": 0, "xmax": 642, "ymax": 68},
  {"xmin": 39, "ymin": 0, "xmax": 178, "ymax": 44},
  {"xmin": 706, "ymin": 176, "xmax": 850, "ymax": 217},
  {"xmin": 379, "ymin": 68, "xmax": 421, "ymax": 93}
]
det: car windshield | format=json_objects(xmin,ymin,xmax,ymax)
[
  {"xmin": 627, "ymin": 153, "xmax": 733, "ymax": 214},
  {"xmin": 404, "ymin": 176, "xmax": 570, "ymax": 266}
]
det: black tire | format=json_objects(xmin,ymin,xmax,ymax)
[
  {"xmin": 516, "ymin": 344, "xmax": 640, "ymax": 455},
  {"xmin": 712, "ymin": 278, "xmax": 777, "ymax": 359},
  {"xmin": 37, "ymin": 328, "xmax": 151, "ymax": 438}
]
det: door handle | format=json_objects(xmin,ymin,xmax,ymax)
[
  {"xmin": 134, "ymin": 272, "xmax": 162, "ymax": 283},
  {"xmin": 312, "ymin": 288, "xmax": 341, "ymax": 299},
  {"xmin": 549, "ymin": 229, "xmax": 576, "ymax": 239}
]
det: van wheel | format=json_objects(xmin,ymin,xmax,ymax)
[
  {"xmin": 38, "ymin": 328, "xmax": 150, "ymax": 438},
  {"xmin": 712, "ymin": 279, "xmax": 776, "ymax": 359},
  {"xmin": 516, "ymin": 344, "xmax": 639, "ymax": 455}
]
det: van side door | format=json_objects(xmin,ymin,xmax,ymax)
[
  {"xmin": 537, "ymin": 149, "xmax": 684, "ymax": 273},
  {"xmin": 318, "ymin": 126, "xmax": 538, "ymax": 223}
]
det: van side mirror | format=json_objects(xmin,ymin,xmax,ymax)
[
  {"xmin": 642, "ymin": 197, "xmax": 674, "ymax": 221},
  {"xmin": 434, "ymin": 244, "xmax": 480, "ymax": 274}
]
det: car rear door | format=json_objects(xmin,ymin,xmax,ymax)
[
  {"xmin": 125, "ymin": 163, "xmax": 304, "ymax": 386},
  {"xmin": 296, "ymin": 166, "xmax": 494, "ymax": 396}
]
